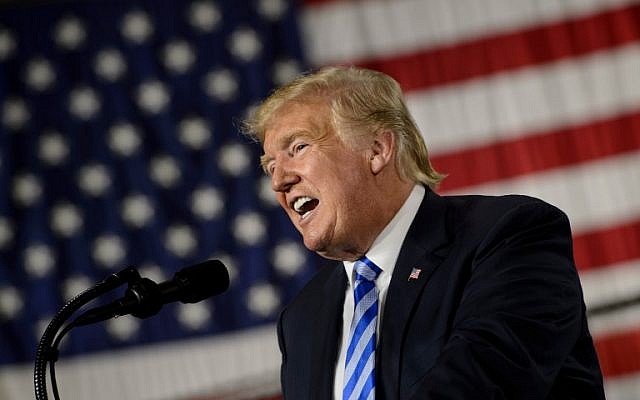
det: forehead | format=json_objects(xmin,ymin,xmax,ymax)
[{"xmin": 262, "ymin": 102, "xmax": 330, "ymax": 151}]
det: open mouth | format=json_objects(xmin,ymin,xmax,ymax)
[{"xmin": 292, "ymin": 196, "xmax": 319, "ymax": 220}]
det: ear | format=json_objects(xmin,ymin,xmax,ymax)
[{"xmin": 369, "ymin": 131, "xmax": 395, "ymax": 175}]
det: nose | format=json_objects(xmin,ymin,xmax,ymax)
[{"xmin": 271, "ymin": 161, "xmax": 299, "ymax": 192}]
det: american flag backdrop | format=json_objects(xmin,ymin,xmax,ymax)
[{"xmin": 0, "ymin": 0, "xmax": 639, "ymax": 399}]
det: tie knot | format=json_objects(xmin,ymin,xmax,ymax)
[{"xmin": 354, "ymin": 257, "xmax": 382, "ymax": 282}]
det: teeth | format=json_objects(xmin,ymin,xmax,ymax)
[{"xmin": 293, "ymin": 196, "xmax": 313, "ymax": 213}]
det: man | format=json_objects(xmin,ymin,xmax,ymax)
[{"xmin": 245, "ymin": 66, "xmax": 604, "ymax": 399}]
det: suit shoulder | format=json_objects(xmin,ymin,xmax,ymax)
[
  {"xmin": 446, "ymin": 193, "xmax": 560, "ymax": 213},
  {"xmin": 445, "ymin": 194, "xmax": 568, "ymax": 227},
  {"xmin": 442, "ymin": 194, "xmax": 572, "ymax": 250}
]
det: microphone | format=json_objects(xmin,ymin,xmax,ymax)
[{"xmin": 73, "ymin": 260, "xmax": 229, "ymax": 327}]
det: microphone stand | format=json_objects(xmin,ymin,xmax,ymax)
[{"xmin": 34, "ymin": 267, "xmax": 141, "ymax": 400}]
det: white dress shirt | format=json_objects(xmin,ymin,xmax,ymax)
[{"xmin": 333, "ymin": 185, "xmax": 425, "ymax": 399}]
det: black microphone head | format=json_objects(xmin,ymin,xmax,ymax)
[{"xmin": 172, "ymin": 259, "xmax": 230, "ymax": 303}]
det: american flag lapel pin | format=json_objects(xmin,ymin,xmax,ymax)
[{"xmin": 408, "ymin": 267, "xmax": 422, "ymax": 281}]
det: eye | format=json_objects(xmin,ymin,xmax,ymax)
[{"xmin": 293, "ymin": 142, "xmax": 308, "ymax": 154}]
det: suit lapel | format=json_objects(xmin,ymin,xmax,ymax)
[
  {"xmin": 377, "ymin": 189, "xmax": 453, "ymax": 398},
  {"xmin": 308, "ymin": 261, "xmax": 346, "ymax": 399}
]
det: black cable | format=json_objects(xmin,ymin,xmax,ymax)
[
  {"xmin": 34, "ymin": 267, "xmax": 139, "ymax": 400},
  {"xmin": 49, "ymin": 322, "xmax": 77, "ymax": 400}
]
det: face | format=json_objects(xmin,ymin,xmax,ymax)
[{"xmin": 262, "ymin": 103, "xmax": 380, "ymax": 260}]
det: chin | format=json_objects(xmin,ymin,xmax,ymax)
[
  {"xmin": 304, "ymin": 238, "xmax": 351, "ymax": 261},
  {"xmin": 302, "ymin": 237, "xmax": 323, "ymax": 253},
  {"xmin": 302, "ymin": 235, "xmax": 331, "ymax": 257}
]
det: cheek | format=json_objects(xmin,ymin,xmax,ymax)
[{"xmin": 276, "ymin": 193, "xmax": 288, "ymax": 210}]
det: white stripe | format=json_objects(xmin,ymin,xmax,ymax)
[
  {"xmin": 605, "ymin": 372, "xmax": 640, "ymax": 400},
  {"xmin": 346, "ymin": 350, "xmax": 375, "ymax": 400},
  {"xmin": 588, "ymin": 304, "xmax": 640, "ymax": 337},
  {"xmin": 301, "ymin": 0, "xmax": 640, "ymax": 65},
  {"xmin": 351, "ymin": 286, "xmax": 377, "ymax": 325},
  {"xmin": 0, "ymin": 325, "xmax": 280, "ymax": 400},
  {"xmin": 1, "ymin": 320, "xmax": 631, "ymax": 400},
  {"xmin": 441, "ymin": 150, "xmax": 640, "ymax": 234},
  {"xmin": 344, "ymin": 317, "xmax": 376, "ymax": 381},
  {"xmin": 581, "ymin": 259, "xmax": 640, "ymax": 309},
  {"xmin": 406, "ymin": 43, "xmax": 640, "ymax": 155},
  {"xmin": 367, "ymin": 389, "xmax": 375, "ymax": 400}
]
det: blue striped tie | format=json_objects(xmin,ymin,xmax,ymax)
[{"xmin": 343, "ymin": 257, "xmax": 382, "ymax": 400}]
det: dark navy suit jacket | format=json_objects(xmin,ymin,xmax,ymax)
[{"xmin": 277, "ymin": 189, "xmax": 605, "ymax": 399}]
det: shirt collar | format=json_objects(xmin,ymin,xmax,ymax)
[{"xmin": 343, "ymin": 185, "xmax": 425, "ymax": 285}]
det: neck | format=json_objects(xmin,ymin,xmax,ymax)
[
  {"xmin": 373, "ymin": 178, "xmax": 414, "ymax": 234},
  {"xmin": 340, "ymin": 179, "xmax": 414, "ymax": 261}
]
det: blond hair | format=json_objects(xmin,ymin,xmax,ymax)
[{"xmin": 244, "ymin": 66, "xmax": 444, "ymax": 189}]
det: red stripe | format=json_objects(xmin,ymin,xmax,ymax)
[
  {"xmin": 573, "ymin": 220, "xmax": 640, "ymax": 271},
  {"xmin": 433, "ymin": 111, "xmax": 640, "ymax": 192},
  {"xmin": 595, "ymin": 327, "xmax": 640, "ymax": 378},
  {"xmin": 355, "ymin": 4, "xmax": 640, "ymax": 92}
]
